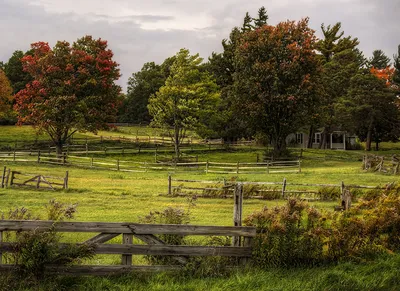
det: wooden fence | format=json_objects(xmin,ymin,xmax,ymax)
[
  {"xmin": 0, "ymin": 220, "xmax": 256, "ymax": 275},
  {"xmin": 0, "ymin": 151, "xmax": 301, "ymax": 174},
  {"xmin": 363, "ymin": 154, "xmax": 400, "ymax": 174},
  {"xmin": 1, "ymin": 166, "xmax": 10, "ymax": 188},
  {"xmin": 6, "ymin": 170, "xmax": 68, "ymax": 190},
  {"xmin": 167, "ymin": 176, "xmax": 387, "ymax": 200}
]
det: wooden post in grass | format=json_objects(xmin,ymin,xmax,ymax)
[
  {"xmin": 63, "ymin": 153, "xmax": 67, "ymax": 165},
  {"xmin": 236, "ymin": 162, "xmax": 240, "ymax": 174},
  {"xmin": 13, "ymin": 150, "xmax": 16, "ymax": 162},
  {"xmin": 36, "ymin": 175, "xmax": 41, "ymax": 189},
  {"xmin": 256, "ymin": 153, "xmax": 259, "ymax": 163},
  {"xmin": 168, "ymin": 175, "xmax": 172, "ymax": 195},
  {"xmin": 117, "ymin": 159, "xmax": 120, "ymax": 171},
  {"xmin": 64, "ymin": 171, "xmax": 69, "ymax": 189},
  {"xmin": 122, "ymin": 234, "xmax": 133, "ymax": 265},
  {"xmin": 206, "ymin": 160, "xmax": 209, "ymax": 174},
  {"xmin": 298, "ymin": 160, "xmax": 301, "ymax": 173},
  {"xmin": 37, "ymin": 151, "xmax": 41, "ymax": 164},
  {"xmin": 91, "ymin": 157, "xmax": 94, "ymax": 168},
  {"xmin": 267, "ymin": 161, "xmax": 269, "ymax": 174},
  {"xmin": 282, "ymin": 178, "xmax": 287, "ymax": 198},
  {"xmin": 340, "ymin": 181, "xmax": 345, "ymax": 197},
  {"xmin": 1, "ymin": 166, "xmax": 6, "ymax": 188},
  {"xmin": 233, "ymin": 183, "xmax": 243, "ymax": 247},
  {"xmin": 0, "ymin": 230, "xmax": 2, "ymax": 265},
  {"xmin": 86, "ymin": 143, "xmax": 88, "ymax": 156},
  {"xmin": 9, "ymin": 171, "xmax": 15, "ymax": 186},
  {"xmin": 5, "ymin": 169, "xmax": 10, "ymax": 187}
]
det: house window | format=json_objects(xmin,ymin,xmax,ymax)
[
  {"xmin": 296, "ymin": 133, "xmax": 303, "ymax": 144},
  {"xmin": 313, "ymin": 133, "xmax": 321, "ymax": 144}
]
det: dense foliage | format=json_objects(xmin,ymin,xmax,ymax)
[{"xmin": 14, "ymin": 36, "xmax": 121, "ymax": 155}]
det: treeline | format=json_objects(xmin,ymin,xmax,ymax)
[{"xmin": 1, "ymin": 7, "xmax": 400, "ymax": 157}]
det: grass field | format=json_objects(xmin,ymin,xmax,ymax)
[{"xmin": 1, "ymin": 125, "xmax": 400, "ymax": 290}]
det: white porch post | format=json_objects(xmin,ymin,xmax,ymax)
[{"xmin": 343, "ymin": 133, "xmax": 346, "ymax": 150}]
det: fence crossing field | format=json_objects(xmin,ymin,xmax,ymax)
[
  {"xmin": 167, "ymin": 176, "xmax": 385, "ymax": 200},
  {"xmin": 0, "ymin": 150, "xmax": 301, "ymax": 174}
]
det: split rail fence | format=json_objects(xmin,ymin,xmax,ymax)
[
  {"xmin": 0, "ymin": 151, "xmax": 301, "ymax": 174},
  {"xmin": 0, "ymin": 166, "xmax": 68, "ymax": 190},
  {"xmin": 167, "ymin": 176, "xmax": 387, "ymax": 200},
  {"xmin": 0, "ymin": 220, "xmax": 256, "ymax": 275}
]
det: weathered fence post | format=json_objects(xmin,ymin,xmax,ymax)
[
  {"xmin": 206, "ymin": 160, "xmax": 209, "ymax": 174},
  {"xmin": 267, "ymin": 160, "xmax": 270, "ymax": 174},
  {"xmin": 256, "ymin": 153, "xmax": 259, "ymax": 163},
  {"xmin": 63, "ymin": 152, "xmax": 67, "ymax": 165},
  {"xmin": 9, "ymin": 171, "xmax": 16, "ymax": 186},
  {"xmin": 117, "ymin": 159, "xmax": 120, "ymax": 171},
  {"xmin": 37, "ymin": 151, "xmax": 41, "ymax": 164},
  {"xmin": 233, "ymin": 183, "xmax": 243, "ymax": 247},
  {"xmin": 5, "ymin": 169, "xmax": 10, "ymax": 187},
  {"xmin": 282, "ymin": 178, "xmax": 287, "ymax": 198},
  {"xmin": 122, "ymin": 233, "xmax": 133, "ymax": 265},
  {"xmin": 91, "ymin": 157, "xmax": 94, "ymax": 168},
  {"xmin": 1, "ymin": 166, "xmax": 6, "ymax": 188},
  {"xmin": 340, "ymin": 181, "xmax": 345, "ymax": 197},
  {"xmin": 0, "ymin": 230, "xmax": 2, "ymax": 265},
  {"xmin": 13, "ymin": 150, "xmax": 16, "ymax": 162},
  {"xmin": 64, "ymin": 171, "xmax": 69, "ymax": 189},
  {"xmin": 298, "ymin": 159, "xmax": 302, "ymax": 173},
  {"xmin": 36, "ymin": 175, "xmax": 41, "ymax": 189},
  {"xmin": 236, "ymin": 161, "xmax": 240, "ymax": 174},
  {"xmin": 168, "ymin": 175, "xmax": 172, "ymax": 195},
  {"xmin": 86, "ymin": 143, "xmax": 88, "ymax": 156}
]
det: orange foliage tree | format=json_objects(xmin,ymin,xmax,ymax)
[{"xmin": 0, "ymin": 69, "xmax": 13, "ymax": 118}]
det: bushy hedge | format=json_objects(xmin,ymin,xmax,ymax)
[{"xmin": 245, "ymin": 185, "xmax": 400, "ymax": 267}]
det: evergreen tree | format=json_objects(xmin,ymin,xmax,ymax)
[
  {"xmin": 3, "ymin": 50, "xmax": 33, "ymax": 95},
  {"xmin": 253, "ymin": 6, "xmax": 268, "ymax": 28},
  {"xmin": 370, "ymin": 49, "xmax": 391, "ymax": 69},
  {"xmin": 393, "ymin": 45, "xmax": 400, "ymax": 87}
]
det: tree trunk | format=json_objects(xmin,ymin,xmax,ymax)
[
  {"xmin": 366, "ymin": 124, "xmax": 372, "ymax": 152},
  {"xmin": 271, "ymin": 136, "xmax": 287, "ymax": 159},
  {"xmin": 375, "ymin": 141, "xmax": 379, "ymax": 151},
  {"xmin": 55, "ymin": 143, "xmax": 63, "ymax": 159},
  {"xmin": 173, "ymin": 125, "xmax": 180, "ymax": 161},
  {"xmin": 319, "ymin": 128, "xmax": 328, "ymax": 149},
  {"xmin": 307, "ymin": 125, "xmax": 314, "ymax": 149}
]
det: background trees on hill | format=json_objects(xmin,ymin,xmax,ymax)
[
  {"xmin": 148, "ymin": 49, "xmax": 220, "ymax": 159},
  {"xmin": 0, "ymin": 69, "xmax": 14, "ymax": 123},
  {"xmin": 233, "ymin": 18, "xmax": 320, "ymax": 157},
  {"xmin": 345, "ymin": 70, "xmax": 399, "ymax": 151},
  {"xmin": 3, "ymin": 50, "xmax": 33, "ymax": 95},
  {"xmin": 14, "ymin": 36, "xmax": 121, "ymax": 155}
]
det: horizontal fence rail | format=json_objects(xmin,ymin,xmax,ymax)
[{"xmin": 0, "ymin": 220, "xmax": 256, "ymax": 275}]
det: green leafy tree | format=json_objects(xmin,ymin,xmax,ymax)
[
  {"xmin": 315, "ymin": 23, "xmax": 361, "ymax": 148},
  {"xmin": 346, "ymin": 70, "xmax": 399, "ymax": 151},
  {"xmin": 205, "ymin": 7, "xmax": 269, "ymax": 141},
  {"xmin": 369, "ymin": 49, "xmax": 391, "ymax": 69},
  {"xmin": 393, "ymin": 45, "xmax": 400, "ymax": 88},
  {"xmin": 3, "ymin": 50, "xmax": 33, "ymax": 95},
  {"xmin": 14, "ymin": 36, "xmax": 121, "ymax": 156},
  {"xmin": 148, "ymin": 49, "xmax": 220, "ymax": 159},
  {"xmin": 233, "ymin": 18, "xmax": 320, "ymax": 156},
  {"xmin": 120, "ymin": 62, "xmax": 166, "ymax": 124}
]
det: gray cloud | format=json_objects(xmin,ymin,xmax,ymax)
[{"xmin": 1, "ymin": 0, "xmax": 399, "ymax": 91}]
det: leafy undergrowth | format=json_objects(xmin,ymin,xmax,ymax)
[{"xmin": 1, "ymin": 255, "xmax": 400, "ymax": 291}]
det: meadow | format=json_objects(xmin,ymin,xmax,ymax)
[{"xmin": 1, "ymin": 125, "xmax": 400, "ymax": 290}]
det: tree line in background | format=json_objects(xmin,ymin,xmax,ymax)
[{"xmin": 1, "ymin": 6, "xmax": 400, "ymax": 157}]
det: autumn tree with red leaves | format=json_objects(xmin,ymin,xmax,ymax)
[
  {"xmin": 14, "ymin": 36, "xmax": 121, "ymax": 155},
  {"xmin": 233, "ymin": 18, "xmax": 320, "ymax": 156}
]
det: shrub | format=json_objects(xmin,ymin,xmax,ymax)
[
  {"xmin": 139, "ymin": 201, "xmax": 194, "ymax": 264},
  {"xmin": 1, "ymin": 200, "xmax": 95, "ymax": 283},
  {"xmin": 244, "ymin": 199, "xmax": 328, "ymax": 267},
  {"xmin": 317, "ymin": 186, "xmax": 341, "ymax": 201}
]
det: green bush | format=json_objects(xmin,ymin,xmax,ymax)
[
  {"xmin": 245, "ymin": 186, "xmax": 400, "ymax": 268},
  {"xmin": 1, "ymin": 200, "xmax": 96, "ymax": 283}
]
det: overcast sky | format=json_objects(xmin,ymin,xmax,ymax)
[{"xmin": 1, "ymin": 0, "xmax": 399, "ymax": 91}]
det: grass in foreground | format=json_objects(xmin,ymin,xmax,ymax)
[{"xmin": 1, "ymin": 254, "xmax": 400, "ymax": 291}]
